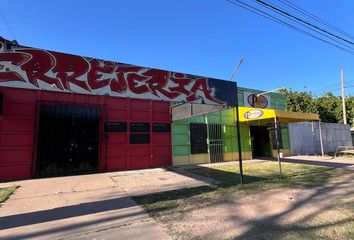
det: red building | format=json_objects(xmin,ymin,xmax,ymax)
[{"xmin": 0, "ymin": 38, "xmax": 237, "ymax": 180}]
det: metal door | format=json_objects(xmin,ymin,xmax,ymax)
[
  {"xmin": 208, "ymin": 124, "xmax": 224, "ymax": 163},
  {"xmin": 36, "ymin": 103, "xmax": 100, "ymax": 177},
  {"xmin": 190, "ymin": 123, "xmax": 208, "ymax": 154}
]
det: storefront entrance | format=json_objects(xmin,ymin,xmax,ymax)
[
  {"xmin": 250, "ymin": 126, "xmax": 271, "ymax": 158},
  {"xmin": 36, "ymin": 103, "xmax": 100, "ymax": 177}
]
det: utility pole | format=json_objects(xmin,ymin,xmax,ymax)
[
  {"xmin": 231, "ymin": 57, "xmax": 244, "ymax": 185},
  {"xmin": 341, "ymin": 69, "xmax": 347, "ymax": 124},
  {"xmin": 274, "ymin": 117, "xmax": 283, "ymax": 177}
]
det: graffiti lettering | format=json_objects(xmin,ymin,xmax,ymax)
[
  {"xmin": 144, "ymin": 69, "xmax": 179, "ymax": 99},
  {"xmin": 187, "ymin": 78, "xmax": 219, "ymax": 103},
  {"xmin": 88, "ymin": 59, "xmax": 115, "ymax": 90},
  {"xmin": 0, "ymin": 52, "xmax": 30, "ymax": 82},
  {"xmin": 114, "ymin": 66, "xmax": 148, "ymax": 94},
  {"xmin": 51, "ymin": 52, "xmax": 90, "ymax": 91},
  {"xmin": 169, "ymin": 73, "xmax": 193, "ymax": 96},
  {"xmin": 18, "ymin": 49, "xmax": 64, "ymax": 89},
  {"xmin": 0, "ymin": 47, "xmax": 223, "ymax": 105}
]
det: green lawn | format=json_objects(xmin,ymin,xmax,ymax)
[
  {"xmin": 133, "ymin": 161, "xmax": 354, "ymax": 240},
  {"xmin": 134, "ymin": 162, "xmax": 334, "ymax": 217},
  {"xmin": 0, "ymin": 186, "xmax": 17, "ymax": 203},
  {"xmin": 188, "ymin": 161, "xmax": 335, "ymax": 188}
]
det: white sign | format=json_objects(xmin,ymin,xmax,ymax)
[
  {"xmin": 244, "ymin": 109, "xmax": 264, "ymax": 119},
  {"xmin": 243, "ymin": 91, "xmax": 271, "ymax": 109}
]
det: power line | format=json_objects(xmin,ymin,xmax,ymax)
[
  {"xmin": 312, "ymin": 84, "xmax": 354, "ymax": 97},
  {"xmin": 314, "ymin": 81, "xmax": 354, "ymax": 92},
  {"xmin": 345, "ymin": 80, "xmax": 354, "ymax": 85},
  {"xmin": 311, "ymin": 80, "xmax": 354, "ymax": 95},
  {"xmin": 0, "ymin": 12, "xmax": 17, "ymax": 40},
  {"xmin": 253, "ymin": 0, "xmax": 354, "ymax": 50},
  {"xmin": 226, "ymin": 0, "xmax": 354, "ymax": 54},
  {"xmin": 273, "ymin": 0, "xmax": 354, "ymax": 40},
  {"xmin": 253, "ymin": 0, "xmax": 354, "ymax": 45},
  {"xmin": 225, "ymin": 0, "xmax": 354, "ymax": 55},
  {"xmin": 312, "ymin": 83, "xmax": 341, "ymax": 92},
  {"xmin": 313, "ymin": 87, "xmax": 342, "ymax": 96}
]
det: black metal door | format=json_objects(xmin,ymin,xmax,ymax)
[
  {"xmin": 190, "ymin": 123, "xmax": 208, "ymax": 154},
  {"xmin": 36, "ymin": 103, "xmax": 100, "ymax": 177},
  {"xmin": 208, "ymin": 124, "xmax": 224, "ymax": 163}
]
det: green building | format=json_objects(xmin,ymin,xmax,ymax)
[{"xmin": 171, "ymin": 87, "xmax": 292, "ymax": 165}]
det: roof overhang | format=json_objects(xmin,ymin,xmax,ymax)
[{"xmin": 238, "ymin": 107, "xmax": 319, "ymax": 124}]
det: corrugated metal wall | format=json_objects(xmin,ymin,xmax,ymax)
[
  {"xmin": 105, "ymin": 98, "xmax": 171, "ymax": 171},
  {"xmin": 0, "ymin": 87, "xmax": 172, "ymax": 180},
  {"xmin": 289, "ymin": 122, "xmax": 353, "ymax": 155},
  {"xmin": 0, "ymin": 88, "xmax": 36, "ymax": 179}
]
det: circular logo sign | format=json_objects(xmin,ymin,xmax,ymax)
[
  {"xmin": 244, "ymin": 109, "xmax": 264, "ymax": 119},
  {"xmin": 247, "ymin": 94, "xmax": 268, "ymax": 108}
]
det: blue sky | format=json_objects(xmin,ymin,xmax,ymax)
[{"xmin": 2, "ymin": 0, "xmax": 354, "ymax": 96}]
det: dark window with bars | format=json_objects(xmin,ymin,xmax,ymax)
[
  {"xmin": 190, "ymin": 123, "xmax": 208, "ymax": 154},
  {"xmin": 130, "ymin": 134, "xmax": 150, "ymax": 144},
  {"xmin": 153, "ymin": 123, "xmax": 171, "ymax": 132},
  {"xmin": 104, "ymin": 122, "xmax": 127, "ymax": 132},
  {"xmin": 130, "ymin": 122, "xmax": 150, "ymax": 144},
  {"xmin": 130, "ymin": 122, "xmax": 150, "ymax": 132}
]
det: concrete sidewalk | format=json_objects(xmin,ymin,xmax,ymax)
[
  {"xmin": 3, "ymin": 155, "xmax": 349, "ymax": 239},
  {"xmin": 0, "ymin": 173, "xmax": 161, "ymax": 239},
  {"xmin": 0, "ymin": 167, "xmax": 215, "ymax": 240},
  {"xmin": 281, "ymin": 155, "xmax": 354, "ymax": 170}
]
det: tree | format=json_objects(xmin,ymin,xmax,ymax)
[
  {"xmin": 280, "ymin": 89, "xmax": 354, "ymax": 127},
  {"xmin": 345, "ymin": 96, "xmax": 354, "ymax": 126},
  {"xmin": 314, "ymin": 92, "xmax": 340, "ymax": 123},
  {"xmin": 280, "ymin": 89, "xmax": 317, "ymax": 113}
]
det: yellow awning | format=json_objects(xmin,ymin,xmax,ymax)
[{"xmin": 238, "ymin": 107, "xmax": 319, "ymax": 124}]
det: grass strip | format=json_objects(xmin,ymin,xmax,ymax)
[{"xmin": 0, "ymin": 186, "xmax": 18, "ymax": 203}]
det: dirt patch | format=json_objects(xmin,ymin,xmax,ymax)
[
  {"xmin": 172, "ymin": 180, "xmax": 354, "ymax": 240},
  {"xmin": 137, "ymin": 166, "xmax": 354, "ymax": 240}
]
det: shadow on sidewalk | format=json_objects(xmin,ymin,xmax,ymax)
[{"xmin": 0, "ymin": 195, "xmax": 138, "ymax": 231}]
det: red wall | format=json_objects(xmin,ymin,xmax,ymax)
[
  {"xmin": 104, "ymin": 98, "xmax": 171, "ymax": 171},
  {"xmin": 0, "ymin": 87, "xmax": 172, "ymax": 180}
]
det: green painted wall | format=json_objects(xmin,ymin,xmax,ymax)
[
  {"xmin": 224, "ymin": 125, "xmax": 237, "ymax": 153},
  {"xmin": 172, "ymin": 88, "xmax": 291, "ymax": 165},
  {"xmin": 281, "ymin": 127, "xmax": 290, "ymax": 149},
  {"xmin": 172, "ymin": 108, "xmax": 251, "ymax": 159},
  {"xmin": 172, "ymin": 122, "xmax": 190, "ymax": 156}
]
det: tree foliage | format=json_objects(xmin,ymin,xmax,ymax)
[{"xmin": 280, "ymin": 89, "xmax": 354, "ymax": 126}]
